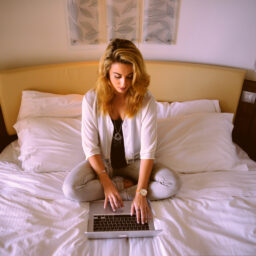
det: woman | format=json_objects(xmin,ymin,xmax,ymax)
[{"xmin": 63, "ymin": 38, "xmax": 180, "ymax": 224}]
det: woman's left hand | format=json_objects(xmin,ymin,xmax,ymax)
[{"xmin": 131, "ymin": 193, "xmax": 151, "ymax": 224}]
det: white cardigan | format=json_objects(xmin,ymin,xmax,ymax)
[{"xmin": 81, "ymin": 89, "xmax": 157, "ymax": 170}]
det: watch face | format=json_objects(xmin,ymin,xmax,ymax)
[{"xmin": 140, "ymin": 189, "xmax": 147, "ymax": 196}]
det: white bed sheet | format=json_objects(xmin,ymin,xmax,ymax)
[{"xmin": 0, "ymin": 141, "xmax": 256, "ymax": 256}]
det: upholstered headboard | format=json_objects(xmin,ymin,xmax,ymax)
[{"xmin": 0, "ymin": 61, "xmax": 246, "ymax": 135}]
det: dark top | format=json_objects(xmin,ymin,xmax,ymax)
[{"xmin": 110, "ymin": 118, "xmax": 127, "ymax": 169}]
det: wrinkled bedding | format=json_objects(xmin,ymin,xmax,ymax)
[{"xmin": 0, "ymin": 142, "xmax": 256, "ymax": 256}]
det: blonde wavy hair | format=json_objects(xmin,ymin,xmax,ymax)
[{"xmin": 96, "ymin": 38, "xmax": 150, "ymax": 117}]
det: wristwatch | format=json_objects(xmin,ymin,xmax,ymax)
[{"xmin": 136, "ymin": 188, "xmax": 148, "ymax": 197}]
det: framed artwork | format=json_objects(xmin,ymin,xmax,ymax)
[
  {"xmin": 66, "ymin": 0, "xmax": 179, "ymax": 45},
  {"xmin": 143, "ymin": 0, "xmax": 178, "ymax": 44}
]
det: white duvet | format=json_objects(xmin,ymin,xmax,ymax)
[{"xmin": 0, "ymin": 142, "xmax": 256, "ymax": 256}]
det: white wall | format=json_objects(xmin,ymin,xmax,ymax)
[{"xmin": 0, "ymin": 0, "xmax": 255, "ymax": 80}]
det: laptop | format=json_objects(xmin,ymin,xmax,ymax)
[{"xmin": 85, "ymin": 200, "xmax": 162, "ymax": 239}]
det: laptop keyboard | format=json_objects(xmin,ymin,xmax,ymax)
[{"xmin": 93, "ymin": 214, "xmax": 150, "ymax": 231}]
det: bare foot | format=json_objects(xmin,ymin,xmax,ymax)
[{"xmin": 123, "ymin": 179, "xmax": 135, "ymax": 189}]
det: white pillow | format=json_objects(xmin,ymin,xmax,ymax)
[
  {"xmin": 156, "ymin": 99, "xmax": 221, "ymax": 119},
  {"xmin": 170, "ymin": 99, "xmax": 221, "ymax": 116},
  {"xmin": 156, "ymin": 113, "xmax": 248, "ymax": 173},
  {"xmin": 17, "ymin": 90, "xmax": 83, "ymax": 120},
  {"xmin": 14, "ymin": 117, "xmax": 85, "ymax": 172}
]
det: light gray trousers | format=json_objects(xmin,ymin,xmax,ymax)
[{"xmin": 62, "ymin": 159, "xmax": 180, "ymax": 201}]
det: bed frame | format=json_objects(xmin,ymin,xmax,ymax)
[{"xmin": 0, "ymin": 61, "xmax": 245, "ymax": 136}]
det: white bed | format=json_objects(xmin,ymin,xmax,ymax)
[{"xmin": 0, "ymin": 61, "xmax": 256, "ymax": 256}]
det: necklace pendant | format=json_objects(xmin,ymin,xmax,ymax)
[{"xmin": 113, "ymin": 132, "xmax": 122, "ymax": 141}]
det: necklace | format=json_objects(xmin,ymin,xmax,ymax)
[{"xmin": 112, "ymin": 119, "xmax": 123, "ymax": 142}]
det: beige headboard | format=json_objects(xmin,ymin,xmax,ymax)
[{"xmin": 0, "ymin": 61, "xmax": 246, "ymax": 135}]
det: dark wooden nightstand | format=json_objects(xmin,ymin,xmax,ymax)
[{"xmin": 232, "ymin": 80, "xmax": 256, "ymax": 161}]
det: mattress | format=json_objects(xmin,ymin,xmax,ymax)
[{"xmin": 0, "ymin": 141, "xmax": 256, "ymax": 256}]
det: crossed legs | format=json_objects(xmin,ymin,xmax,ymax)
[{"xmin": 62, "ymin": 159, "xmax": 180, "ymax": 201}]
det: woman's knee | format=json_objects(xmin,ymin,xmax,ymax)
[
  {"xmin": 167, "ymin": 173, "xmax": 181, "ymax": 197},
  {"xmin": 62, "ymin": 178, "xmax": 80, "ymax": 201},
  {"xmin": 62, "ymin": 160, "xmax": 93, "ymax": 201},
  {"xmin": 151, "ymin": 163, "xmax": 181, "ymax": 197}
]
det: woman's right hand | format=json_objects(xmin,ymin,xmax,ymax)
[{"xmin": 99, "ymin": 173, "xmax": 123, "ymax": 211}]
